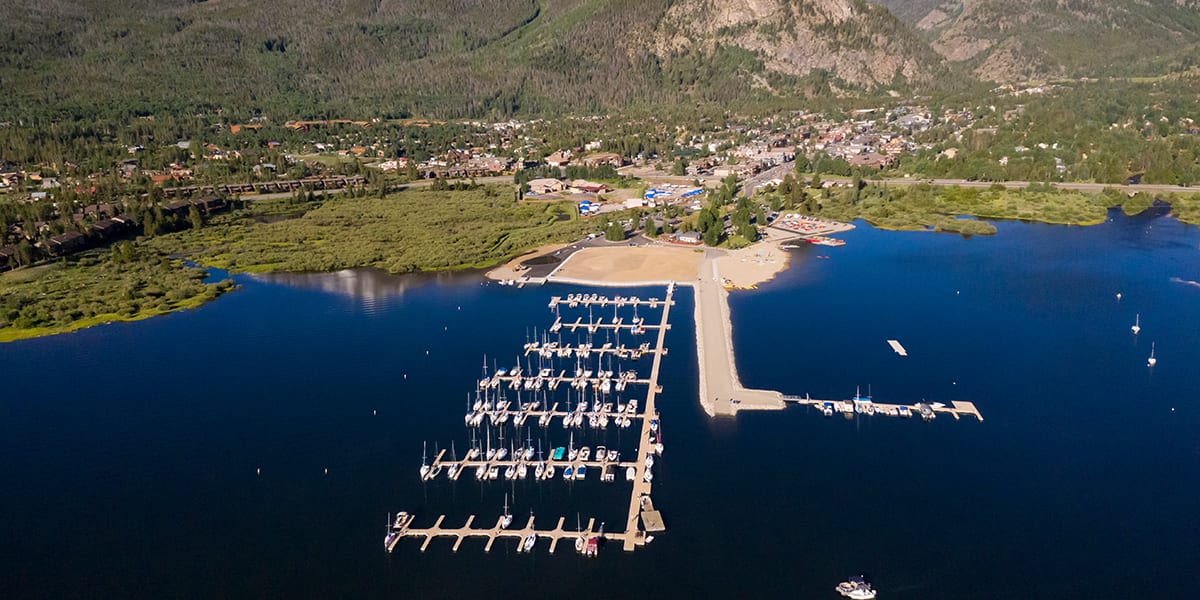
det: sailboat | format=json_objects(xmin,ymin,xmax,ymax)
[
  {"xmin": 419, "ymin": 441, "xmax": 430, "ymax": 480},
  {"xmin": 501, "ymin": 494, "xmax": 513, "ymax": 529},
  {"xmin": 1148, "ymin": 342, "xmax": 1157, "ymax": 367},
  {"xmin": 428, "ymin": 443, "xmax": 442, "ymax": 478},
  {"xmin": 447, "ymin": 442, "xmax": 459, "ymax": 479},
  {"xmin": 1132, "ymin": 313, "xmax": 1141, "ymax": 335},
  {"xmin": 574, "ymin": 514, "xmax": 586, "ymax": 554}
]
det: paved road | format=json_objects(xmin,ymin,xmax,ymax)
[{"xmin": 241, "ymin": 175, "xmax": 514, "ymax": 201}]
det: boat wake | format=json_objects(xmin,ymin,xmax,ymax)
[{"xmin": 1169, "ymin": 277, "xmax": 1200, "ymax": 289}]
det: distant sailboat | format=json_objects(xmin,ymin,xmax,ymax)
[
  {"xmin": 1131, "ymin": 313, "xmax": 1141, "ymax": 335},
  {"xmin": 1148, "ymin": 342, "xmax": 1157, "ymax": 367}
]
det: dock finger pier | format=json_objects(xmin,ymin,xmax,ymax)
[{"xmin": 386, "ymin": 286, "xmax": 677, "ymax": 557}]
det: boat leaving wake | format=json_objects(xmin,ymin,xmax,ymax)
[{"xmin": 1169, "ymin": 277, "xmax": 1200, "ymax": 289}]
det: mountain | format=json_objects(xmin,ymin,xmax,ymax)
[
  {"xmin": 872, "ymin": 0, "xmax": 1200, "ymax": 81},
  {"xmin": 651, "ymin": 0, "xmax": 943, "ymax": 91},
  {"xmin": 0, "ymin": 0, "xmax": 942, "ymax": 120}
]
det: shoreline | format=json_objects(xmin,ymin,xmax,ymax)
[{"xmin": 536, "ymin": 241, "xmax": 797, "ymax": 417}]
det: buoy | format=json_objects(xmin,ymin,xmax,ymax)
[
  {"xmin": 256, "ymin": 467, "xmax": 261, "ymax": 476},
  {"xmin": 426, "ymin": 350, "xmax": 430, "ymax": 356},
  {"xmin": 1116, "ymin": 292, "xmax": 1122, "ymax": 301},
  {"xmin": 956, "ymin": 290, "xmax": 960, "ymax": 295},
  {"xmin": 404, "ymin": 373, "xmax": 408, "ymax": 380},
  {"xmin": 373, "ymin": 409, "xmax": 377, "ymax": 416},
  {"xmin": 324, "ymin": 468, "xmax": 328, "ymax": 475}
]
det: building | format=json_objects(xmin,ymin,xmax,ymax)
[
  {"xmin": 0, "ymin": 246, "xmax": 15, "ymax": 271},
  {"xmin": 544, "ymin": 150, "xmax": 572, "ymax": 168},
  {"xmin": 580, "ymin": 152, "xmax": 622, "ymax": 168},
  {"xmin": 527, "ymin": 178, "xmax": 565, "ymax": 195},
  {"xmin": 570, "ymin": 180, "xmax": 610, "ymax": 193},
  {"xmin": 673, "ymin": 231, "xmax": 702, "ymax": 245},
  {"xmin": 87, "ymin": 218, "xmax": 128, "ymax": 240},
  {"xmin": 46, "ymin": 231, "xmax": 87, "ymax": 256},
  {"xmin": 847, "ymin": 152, "xmax": 896, "ymax": 169}
]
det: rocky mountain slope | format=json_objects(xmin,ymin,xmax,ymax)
[{"xmin": 872, "ymin": 0, "xmax": 1200, "ymax": 81}]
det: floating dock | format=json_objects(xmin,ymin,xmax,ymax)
[
  {"xmin": 387, "ymin": 513, "xmax": 620, "ymax": 554},
  {"xmin": 783, "ymin": 394, "xmax": 983, "ymax": 421},
  {"xmin": 887, "ymin": 339, "xmax": 907, "ymax": 356}
]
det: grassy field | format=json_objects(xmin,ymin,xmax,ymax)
[
  {"xmin": 0, "ymin": 247, "xmax": 235, "ymax": 343},
  {"xmin": 150, "ymin": 187, "xmax": 590, "ymax": 273},
  {"xmin": 805, "ymin": 184, "xmax": 1121, "ymax": 235}
]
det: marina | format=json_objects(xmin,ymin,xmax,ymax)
[{"xmin": 389, "ymin": 285, "xmax": 678, "ymax": 555}]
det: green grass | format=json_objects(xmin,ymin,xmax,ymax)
[
  {"xmin": 150, "ymin": 186, "xmax": 591, "ymax": 274},
  {"xmin": 0, "ymin": 248, "xmax": 235, "ymax": 342},
  {"xmin": 777, "ymin": 184, "xmax": 1125, "ymax": 235}
]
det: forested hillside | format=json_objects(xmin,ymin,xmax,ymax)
[{"xmin": 0, "ymin": 0, "xmax": 940, "ymax": 121}]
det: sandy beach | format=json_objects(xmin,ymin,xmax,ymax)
[
  {"xmin": 541, "ymin": 240, "xmax": 795, "ymax": 417},
  {"xmin": 549, "ymin": 246, "xmax": 704, "ymax": 284}
]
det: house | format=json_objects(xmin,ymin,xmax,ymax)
[
  {"xmin": 674, "ymin": 231, "xmax": 702, "ymax": 245},
  {"xmin": 190, "ymin": 196, "xmax": 226, "ymax": 213},
  {"xmin": 161, "ymin": 200, "xmax": 194, "ymax": 217},
  {"xmin": 0, "ymin": 246, "xmax": 16, "ymax": 271},
  {"xmin": 580, "ymin": 152, "xmax": 622, "ymax": 168},
  {"xmin": 847, "ymin": 152, "xmax": 896, "ymax": 169},
  {"xmin": 88, "ymin": 218, "xmax": 128, "ymax": 240},
  {"xmin": 570, "ymin": 180, "xmax": 610, "ymax": 193},
  {"xmin": 46, "ymin": 230, "xmax": 87, "ymax": 255},
  {"xmin": 544, "ymin": 150, "xmax": 572, "ymax": 168},
  {"xmin": 526, "ymin": 178, "xmax": 565, "ymax": 195}
]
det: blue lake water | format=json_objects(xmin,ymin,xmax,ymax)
[{"xmin": 3, "ymin": 209, "xmax": 1199, "ymax": 599}]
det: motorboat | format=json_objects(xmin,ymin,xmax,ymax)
[
  {"xmin": 384, "ymin": 512, "xmax": 409, "ymax": 551},
  {"xmin": 836, "ymin": 575, "xmax": 877, "ymax": 599}
]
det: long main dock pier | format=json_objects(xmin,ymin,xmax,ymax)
[
  {"xmin": 386, "ymin": 513, "xmax": 621, "ymax": 554},
  {"xmin": 389, "ymin": 285, "xmax": 677, "ymax": 556},
  {"xmin": 783, "ymin": 394, "xmax": 984, "ymax": 421}
]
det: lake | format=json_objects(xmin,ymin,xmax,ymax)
[{"xmin": 3, "ymin": 209, "xmax": 1198, "ymax": 599}]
